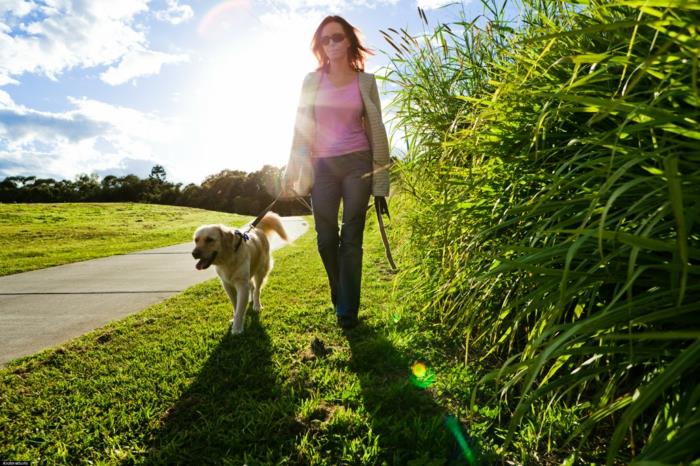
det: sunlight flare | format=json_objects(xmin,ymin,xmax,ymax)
[
  {"xmin": 198, "ymin": 0, "xmax": 252, "ymax": 38},
  {"xmin": 410, "ymin": 361, "xmax": 435, "ymax": 388},
  {"xmin": 183, "ymin": 11, "xmax": 319, "ymax": 181}
]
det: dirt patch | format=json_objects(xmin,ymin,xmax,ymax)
[{"xmin": 299, "ymin": 336, "xmax": 333, "ymax": 362}]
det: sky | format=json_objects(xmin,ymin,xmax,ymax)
[{"xmin": 0, "ymin": 0, "xmax": 514, "ymax": 185}]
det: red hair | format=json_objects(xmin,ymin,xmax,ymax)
[{"xmin": 311, "ymin": 16, "xmax": 373, "ymax": 72}]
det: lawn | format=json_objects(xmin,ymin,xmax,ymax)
[
  {"xmin": 0, "ymin": 203, "xmax": 247, "ymax": 276},
  {"xmin": 0, "ymin": 210, "xmax": 475, "ymax": 465}
]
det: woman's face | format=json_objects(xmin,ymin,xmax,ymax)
[{"xmin": 320, "ymin": 21, "xmax": 349, "ymax": 63}]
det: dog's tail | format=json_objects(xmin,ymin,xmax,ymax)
[{"xmin": 256, "ymin": 212, "xmax": 288, "ymax": 241}]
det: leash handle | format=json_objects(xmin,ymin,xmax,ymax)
[
  {"xmin": 374, "ymin": 197, "xmax": 398, "ymax": 272},
  {"xmin": 375, "ymin": 196, "xmax": 390, "ymax": 219}
]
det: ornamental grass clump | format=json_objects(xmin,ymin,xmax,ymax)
[{"xmin": 384, "ymin": 0, "xmax": 699, "ymax": 462}]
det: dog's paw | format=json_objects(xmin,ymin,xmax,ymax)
[
  {"xmin": 252, "ymin": 303, "xmax": 262, "ymax": 312},
  {"xmin": 229, "ymin": 319, "xmax": 244, "ymax": 335}
]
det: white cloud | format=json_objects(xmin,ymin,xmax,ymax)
[
  {"xmin": 0, "ymin": 90, "xmax": 14, "ymax": 108},
  {"xmin": 0, "ymin": 92, "xmax": 109, "ymax": 145},
  {"xmin": 0, "ymin": 109, "xmax": 109, "ymax": 145},
  {"xmin": 67, "ymin": 97, "xmax": 176, "ymax": 145},
  {"xmin": 0, "ymin": 0, "xmax": 189, "ymax": 86},
  {"xmin": 269, "ymin": 0, "xmax": 345, "ymax": 10},
  {"xmin": 263, "ymin": 0, "xmax": 399, "ymax": 14},
  {"xmin": 0, "ymin": 148, "xmax": 64, "ymax": 180},
  {"xmin": 0, "ymin": 0, "xmax": 35, "ymax": 17},
  {"xmin": 0, "ymin": 91, "xmax": 181, "ymax": 180},
  {"xmin": 257, "ymin": 8, "xmax": 324, "ymax": 31},
  {"xmin": 155, "ymin": 0, "xmax": 194, "ymax": 25},
  {"xmin": 416, "ymin": 0, "xmax": 456, "ymax": 10},
  {"xmin": 100, "ymin": 48, "xmax": 189, "ymax": 86}
]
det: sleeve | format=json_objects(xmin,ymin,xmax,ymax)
[
  {"xmin": 368, "ymin": 75, "xmax": 391, "ymax": 197},
  {"xmin": 370, "ymin": 75, "xmax": 383, "ymax": 119},
  {"xmin": 282, "ymin": 74, "xmax": 314, "ymax": 197}
]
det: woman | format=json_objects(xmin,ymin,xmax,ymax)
[{"xmin": 282, "ymin": 15, "xmax": 390, "ymax": 329}]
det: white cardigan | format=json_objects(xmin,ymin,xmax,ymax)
[{"xmin": 283, "ymin": 71, "xmax": 391, "ymax": 197}]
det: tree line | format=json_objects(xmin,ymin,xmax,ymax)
[{"xmin": 0, "ymin": 165, "xmax": 309, "ymax": 216}]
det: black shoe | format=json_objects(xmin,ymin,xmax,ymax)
[{"xmin": 336, "ymin": 315, "xmax": 359, "ymax": 329}]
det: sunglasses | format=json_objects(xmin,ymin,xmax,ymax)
[{"xmin": 320, "ymin": 33, "xmax": 346, "ymax": 46}]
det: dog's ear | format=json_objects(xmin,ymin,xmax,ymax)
[{"xmin": 220, "ymin": 226, "xmax": 235, "ymax": 252}]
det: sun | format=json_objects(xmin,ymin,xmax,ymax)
[{"xmin": 182, "ymin": 9, "xmax": 320, "ymax": 181}]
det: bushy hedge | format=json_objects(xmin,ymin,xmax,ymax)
[{"xmin": 385, "ymin": 0, "xmax": 699, "ymax": 463}]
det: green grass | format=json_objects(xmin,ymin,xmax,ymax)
[
  {"xmin": 0, "ymin": 203, "xmax": 247, "ymax": 276},
  {"xmin": 0, "ymin": 215, "xmax": 468, "ymax": 465},
  {"xmin": 0, "ymin": 201, "xmax": 623, "ymax": 464}
]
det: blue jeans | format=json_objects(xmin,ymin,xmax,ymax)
[{"xmin": 311, "ymin": 151, "xmax": 372, "ymax": 318}]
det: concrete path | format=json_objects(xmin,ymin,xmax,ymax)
[{"xmin": 0, "ymin": 217, "xmax": 309, "ymax": 367}]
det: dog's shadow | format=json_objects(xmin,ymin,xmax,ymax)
[{"xmin": 144, "ymin": 311, "xmax": 289, "ymax": 464}]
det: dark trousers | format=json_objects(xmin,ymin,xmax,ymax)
[{"xmin": 310, "ymin": 151, "xmax": 372, "ymax": 318}]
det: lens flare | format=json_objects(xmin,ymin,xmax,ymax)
[
  {"xmin": 261, "ymin": 169, "xmax": 282, "ymax": 197},
  {"xmin": 409, "ymin": 361, "xmax": 435, "ymax": 388},
  {"xmin": 444, "ymin": 415, "xmax": 477, "ymax": 465},
  {"xmin": 411, "ymin": 362, "xmax": 426, "ymax": 377},
  {"xmin": 198, "ymin": 0, "xmax": 251, "ymax": 38}
]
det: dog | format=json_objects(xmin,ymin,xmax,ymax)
[{"xmin": 192, "ymin": 212, "xmax": 287, "ymax": 334}]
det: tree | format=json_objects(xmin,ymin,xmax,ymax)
[
  {"xmin": 0, "ymin": 164, "xmax": 313, "ymax": 214},
  {"xmin": 74, "ymin": 174, "xmax": 100, "ymax": 201},
  {"xmin": 0, "ymin": 177, "xmax": 19, "ymax": 202},
  {"xmin": 149, "ymin": 165, "xmax": 167, "ymax": 183}
]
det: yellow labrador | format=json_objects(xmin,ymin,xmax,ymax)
[{"xmin": 192, "ymin": 212, "xmax": 287, "ymax": 334}]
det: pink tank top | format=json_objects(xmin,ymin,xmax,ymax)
[{"xmin": 312, "ymin": 72, "xmax": 371, "ymax": 158}]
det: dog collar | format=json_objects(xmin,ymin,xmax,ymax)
[{"xmin": 234, "ymin": 230, "xmax": 249, "ymax": 252}]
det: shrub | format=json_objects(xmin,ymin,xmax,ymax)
[{"xmin": 385, "ymin": 0, "xmax": 700, "ymax": 462}]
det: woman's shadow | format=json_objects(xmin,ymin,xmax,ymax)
[
  {"xmin": 144, "ymin": 312, "xmax": 290, "ymax": 465},
  {"xmin": 138, "ymin": 313, "xmax": 479, "ymax": 464},
  {"xmin": 342, "ymin": 323, "xmax": 478, "ymax": 465}
]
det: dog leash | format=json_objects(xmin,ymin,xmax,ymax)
[
  {"xmin": 372, "ymin": 197, "xmax": 397, "ymax": 272},
  {"xmin": 239, "ymin": 189, "xmax": 396, "ymax": 272},
  {"xmin": 247, "ymin": 193, "xmax": 283, "ymax": 232},
  {"xmin": 243, "ymin": 192, "xmax": 312, "ymax": 232},
  {"xmin": 236, "ymin": 191, "xmax": 310, "ymax": 250},
  {"xmin": 235, "ymin": 193, "xmax": 284, "ymax": 251}
]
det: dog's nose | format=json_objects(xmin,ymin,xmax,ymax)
[{"xmin": 192, "ymin": 249, "xmax": 201, "ymax": 259}]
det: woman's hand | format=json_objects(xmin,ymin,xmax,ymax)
[{"xmin": 279, "ymin": 184, "xmax": 298, "ymax": 200}]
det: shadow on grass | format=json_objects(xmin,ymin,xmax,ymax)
[
  {"xmin": 343, "ymin": 323, "xmax": 475, "ymax": 465},
  {"xmin": 143, "ymin": 312, "xmax": 293, "ymax": 465}
]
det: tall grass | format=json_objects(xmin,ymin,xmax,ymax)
[{"xmin": 383, "ymin": 0, "xmax": 699, "ymax": 462}]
